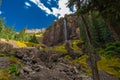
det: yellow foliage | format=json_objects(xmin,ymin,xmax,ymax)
[
  {"xmin": 54, "ymin": 44, "xmax": 67, "ymax": 53},
  {"xmin": 71, "ymin": 55, "xmax": 88, "ymax": 67},
  {"xmin": 98, "ymin": 55, "xmax": 120, "ymax": 78},
  {"xmin": 71, "ymin": 40, "xmax": 83, "ymax": 51},
  {"xmin": 25, "ymin": 42, "xmax": 36, "ymax": 47},
  {"xmin": 64, "ymin": 55, "xmax": 72, "ymax": 60},
  {"xmin": 42, "ymin": 40, "xmax": 83, "ymax": 54},
  {"xmin": 0, "ymin": 69, "xmax": 10, "ymax": 80},
  {"xmin": 25, "ymin": 42, "xmax": 43, "ymax": 47},
  {"xmin": 15, "ymin": 41, "xmax": 27, "ymax": 47},
  {"xmin": 35, "ymin": 34, "xmax": 43, "ymax": 37},
  {"xmin": 70, "ymin": 55, "xmax": 92, "ymax": 76}
]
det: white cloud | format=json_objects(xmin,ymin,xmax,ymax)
[
  {"xmin": 30, "ymin": 0, "xmax": 52, "ymax": 14},
  {"xmin": 51, "ymin": 0, "xmax": 74, "ymax": 18},
  {"xmin": 0, "ymin": 11, "xmax": 2, "ymax": 15},
  {"xmin": 29, "ymin": 0, "xmax": 75, "ymax": 18},
  {"xmin": 25, "ymin": 2, "xmax": 31, "ymax": 7}
]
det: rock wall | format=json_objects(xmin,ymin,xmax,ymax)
[{"xmin": 43, "ymin": 14, "xmax": 80, "ymax": 46}]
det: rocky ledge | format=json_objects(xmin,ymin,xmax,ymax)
[{"xmin": 0, "ymin": 41, "xmax": 119, "ymax": 80}]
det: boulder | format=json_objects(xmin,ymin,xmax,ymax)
[
  {"xmin": 0, "ymin": 57, "xmax": 10, "ymax": 69},
  {"xmin": 15, "ymin": 47, "xmax": 40, "ymax": 64},
  {"xmin": 0, "ymin": 41, "xmax": 13, "ymax": 53}
]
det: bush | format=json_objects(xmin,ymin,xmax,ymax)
[
  {"xmin": 105, "ymin": 46, "xmax": 116, "ymax": 51},
  {"xmin": 9, "ymin": 64, "xmax": 19, "ymax": 76},
  {"xmin": 97, "ymin": 41, "xmax": 120, "ymax": 57}
]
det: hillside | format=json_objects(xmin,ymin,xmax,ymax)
[{"xmin": 0, "ymin": 13, "xmax": 120, "ymax": 80}]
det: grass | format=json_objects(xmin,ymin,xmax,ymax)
[
  {"xmin": 68, "ymin": 53, "xmax": 120, "ymax": 78},
  {"xmin": 0, "ymin": 53, "xmax": 6, "ymax": 57},
  {"xmin": 52, "ymin": 40, "xmax": 83, "ymax": 53},
  {"xmin": 9, "ymin": 64, "xmax": 19, "ymax": 76},
  {"xmin": 7, "ymin": 56, "xmax": 20, "ymax": 64},
  {"xmin": 70, "ymin": 55, "xmax": 88, "ymax": 66},
  {"xmin": 15, "ymin": 41, "xmax": 27, "ymax": 47},
  {"xmin": 97, "ymin": 55, "xmax": 120, "ymax": 78},
  {"xmin": 54, "ymin": 43, "xmax": 68, "ymax": 54},
  {"xmin": 71, "ymin": 40, "xmax": 83, "ymax": 51},
  {"xmin": 70, "ymin": 55, "xmax": 92, "ymax": 76},
  {"xmin": 0, "ymin": 69, "xmax": 10, "ymax": 80}
]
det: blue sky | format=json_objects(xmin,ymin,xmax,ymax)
[{"xmin": 0, "ymin": 0, "xmax": 74, "ymax": 31}]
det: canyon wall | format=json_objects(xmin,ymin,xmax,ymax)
[{"xmin": 43, "ymin": 14, "xmax": 80, "ymax": 46}]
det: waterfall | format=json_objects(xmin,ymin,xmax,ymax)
[{"xmin": 63, "ymin": 18, "xmax": 68, "ymax": 42}]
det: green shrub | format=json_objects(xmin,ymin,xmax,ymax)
[
  {"xmin": 0, "ymin": 53, "xmax": 6, "ymax": 57},
  {"xmin": 113, "ymin": 41, "xmax": 120, "ymax": 47},
  {"xmin": 9, "ymin": 64, "xmax": 19, "ymax": 76},
  {"xmin": 104, "ymin": 51, "xmax": 117, "ymax": 55},
  {"xmin": 105, "ymin": 46, "xmax": 116, "ymax": 51},
  {"xmin": 97, "ymin": 41, "xmax": 120, "ymax": 57},
  {"xmin": 96, "ymin": 49, "xmax": 104, "ymax": 54}
]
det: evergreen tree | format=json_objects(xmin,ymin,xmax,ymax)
[
  {"xmin": 0, "ymin": 18, "xmax": 5, "ymax": 32},
  {"xmin": 90, "ymin": 12, "xmax": 112, "ymax": 48},
  {"xmin": 68, "ymin": 0, "xmax": 100, "ymax": 80}
]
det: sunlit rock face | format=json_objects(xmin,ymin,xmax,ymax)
[{"xmin": 43, "ymin": 14, "xmax": 80, "ymax": 46}]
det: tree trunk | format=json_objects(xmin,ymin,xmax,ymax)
[{"xmin": 80, "ymin": 15, "xmax": 100, "ymax": 80}]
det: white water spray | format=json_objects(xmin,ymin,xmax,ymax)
[{"xmin": 63, "ymin": 18, "xmax": 67, "ymax": 42}]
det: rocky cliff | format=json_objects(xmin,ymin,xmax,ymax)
[{"xmin": 43, "ymin": 14, "xmax": 80, "ymax": 46}]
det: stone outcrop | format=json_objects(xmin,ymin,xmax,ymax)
[
  {"xmin": 0, "ymin": 43, "xmax": 119, "ymax": 80},
  {"xmin": 14, "ymin": 48, "xmax": 119, "ymax": 80},
  {"xmin": 14, "ymin": 48, "xmax": 92, "ymax": 80},
  {"xmin": 0, "ymin": 41, "xmax": 13, "ymax": 53},
  {"xmin": 0, "ymin": 57, "xmax": 10, "ymax": 69},
  {"xmin": 43, "ymin": 14, "xmax": 80, "ymax": 46}
]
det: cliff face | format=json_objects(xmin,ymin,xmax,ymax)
[{"xmin": 43, "ymin": 14, "xmax": 80, "ymax": 46}]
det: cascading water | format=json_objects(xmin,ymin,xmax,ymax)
[{"xmin": 63, "ymin": 18, "xmax": 68, "ymax": 42}]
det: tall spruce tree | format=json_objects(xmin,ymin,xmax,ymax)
[{"xmin": 68, "ymin": 0, "xmax": 100, "ymax": 80}]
